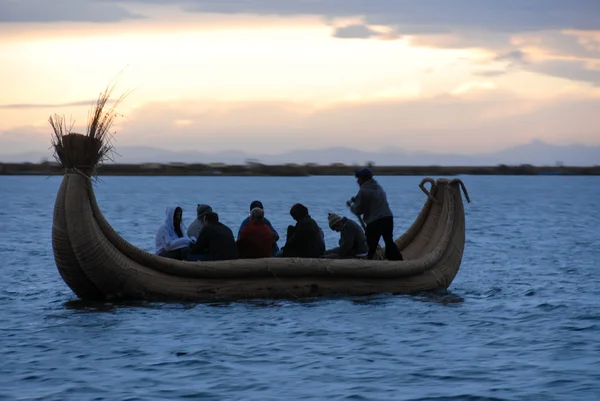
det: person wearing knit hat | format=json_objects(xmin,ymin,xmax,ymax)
[
  {"xmin": 237, "ymin": 200, "xmax": 280, "ymax": 255},
  {"xmin": 186, "ymin": 203, "xmax": 213, "ymax": 239},
  {"xmin": 327, "ymin": 213, "xmax": 343, "ymax": 230},
  {"xmin": 323, "ymin": 213, "xmax": 368, "ymax": 259}
]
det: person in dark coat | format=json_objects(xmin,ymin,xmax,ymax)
[
  {"xmin": 187, "ymin": 212, "xmax": 238, "ymax": 261},
  {"xmin": 237, "ymin": 207, "xmax": 275, "ymax": 259},
  {"xmin": 237, "ymin": 200, "xmax": 280, "ymax": 256},
  {"xmin": 347, "ymin": 168, "xmax": 403, "ymax": 260},
  {"xmin": 323, "ymin": 213, "xmax": 368, "ymax": 259},
  {"xmin": 187, "ymin": 204, "xmax": 213, "ymax": 239},
  {"xmin": 279, "ymin": 203, "xmax": 325, "ymax": 258}
]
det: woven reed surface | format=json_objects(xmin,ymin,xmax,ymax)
[
  {"xmin": 52, "ymin": 175, "xmax": 104, "ymax": 300},
  {"xmin": 53, "ymin": 175, "xmax": 468, "ymax": 301},
  {"xmin": 88, "ymin": 178, "xmax": 447, "ymax": 279}
]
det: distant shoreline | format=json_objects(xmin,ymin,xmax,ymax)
[{"xmin": 1, "ymin": 162, "xmax": 599, "ymax": 176}]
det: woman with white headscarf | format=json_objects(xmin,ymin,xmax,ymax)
[{"xmin": 155, "ymin": 205, "xmax": 194, "ymax": 260}]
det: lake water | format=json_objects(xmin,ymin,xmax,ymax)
[{"xmin": 1, "ymin": 175, "xmax": 599, "ymax": 400}]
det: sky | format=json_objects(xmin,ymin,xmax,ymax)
[{"xmin": 0, "ymin": 0, "xmax": 599, "ymax": 156}]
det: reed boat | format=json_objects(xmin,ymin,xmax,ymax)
[{"xmin": 50, "ymin": 87, "xmax": 471, "ymax": 302}]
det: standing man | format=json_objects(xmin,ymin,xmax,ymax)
[{"xmin": 347, "ymin": 168, "xmax": 403, "ymax": 261}]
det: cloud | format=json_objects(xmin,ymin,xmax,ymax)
[
  {"xmin": 0, "ymin": 99, "xmax": 115, "ymax": 110},
  {"xmin": 512, "ymin": 30, "xmax": 600, "ymax": 59},
  {"xmin": 2, "ymin": 1, "xmax": 599, "ymax": 88},
  {"xmin": 488, "ymin": 49, "xmax": 600, "ymax": 85},
  {"xmin": 98, "ymin": 90, "xmax": 600, "ymax": 154},
  {"xmin": 473, "ymin": 70, "xmax": 510, "ymax": 78},
  {"xmin": 0, "ymin": 0, "xmax": 142, "ymax": 23},
  {"xmin": 7, "ymin": 1, "xmax": 599, "ymax": 37},
  {"xmin": 110, "ymin": 0, "xmax": 600, "ymax": 33},
  {"xmin": 0, "ymin": 126, "xmax": 51, "ymax": 155},
  {"xmin": 495, "ymin": 50, "xmax": 527, "ymax": 63},
  {"xmin": 332, "ymin": 24, "xmax": 378, "ymax": 39},
  {"xmin": 97, "ymin": 0, "xmax": 600, "ymax": 85},
  {"xmin": 2, "ymin": 89, "xmax": 600, "ymax": 158},
  {"xmin": 526, "ymin": 59, "xmax": 600, "ymax": 86}
]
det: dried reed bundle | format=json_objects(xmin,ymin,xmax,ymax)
[{"xmin": 50, "ymin": 82, "xmax": 129, "ymax": 177}]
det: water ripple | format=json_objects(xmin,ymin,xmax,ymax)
[{"xmin": 1, "ymin": 176, "xmax": 600, "ymax": 400}]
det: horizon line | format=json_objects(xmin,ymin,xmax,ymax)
[{"xmin": 1, "ymin": 138, "xmax": 599, "ymax": 159}]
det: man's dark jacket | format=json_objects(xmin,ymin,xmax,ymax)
[
  {"xmin": 190, "ymin": 222, "xmax": 238, "ymax": 261},
  {"xmin": 282, "ymin": 216, "xmax": 325, "ymax": 258}
]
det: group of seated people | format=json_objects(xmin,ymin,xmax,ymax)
[{"xmin": 154, "ymin": 200, "xmax": 369, "ymax": 262}]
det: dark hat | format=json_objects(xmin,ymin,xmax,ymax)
[
  {"xmin": 204, "ymin": 211, "xmax": 219, "ymax": 223},
  {"xmin": 354, "ymin": 168, "xmax": 373, "ymax": 179},
  {"xmin": 290, "ymin": 203, "xmax": 309, "ymax": 220},
  {"xmin": 196, "ymin": 204, "xmax": 212, "ymax": 218},
  {"xmin": 250, "ymin": 200, "xmax": 264, "ymax": 211}
]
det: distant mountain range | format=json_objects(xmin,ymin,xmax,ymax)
[{"xmin": 1, "ymin": 140, "xmax": 599, "ymax": 166}]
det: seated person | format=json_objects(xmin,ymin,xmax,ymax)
[
  {"xmin": 237, "ymin": 200, "xmax": 280, "ymax": 256},
  {"xmin": 187, "ymin": 204, "xmax": 213, "ymax": 239},
  {"xmin": 237, "ymin": 207, "xmax": 275, "ymax": 258},
  {"xmin": 278, "ymin": 203, "xmax": 325, "ymax": 258},
  {"xmin": 155, "ymin": 206, "xmax": 194, "ymax": 260},
  {"xmin": 323, "ymin": 213, "xmax": 369, "ymax": 259},
  {"xmin": 187, "ymin": 212, "xmax": 238, "ymax": 261}
]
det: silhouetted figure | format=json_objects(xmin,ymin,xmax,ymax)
[
  {"xmin": 348, "ymin": 168, "xmax": 403, "ymax": 261},
  {"xmin": 323, "ymin": 213, "xmax": 368, "ymax": 259},
  {"xmin": 237, "ymin": 200, "xmax": 280, "ymax": 256},
  {"xmin": 279, "ymin": 203, "xmax": 325, "ymax": 258},
  {"xmin": 188, "ymin": 212, "xmax": 238, "ymax": 261},
  {"xmin": 187, "ymin": 204, "xmax": 213, "ymax": 239},
  {"xmin": 237, "ymin": 207, "xmax": 275, "ymax": 259}
]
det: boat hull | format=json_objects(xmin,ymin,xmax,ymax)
[{"xmin": 52, "ymin": 174, "xmax": 469, "ymax": 301}]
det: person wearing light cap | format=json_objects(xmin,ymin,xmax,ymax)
[
  {"xmin": 237, "ymin": 200, "xmax": 280, "ymax": 256},
  {"xmin": 237, "ymin": 207, "xmax": 275, "ymax": 258},
  {"xmin": 187, "ymin": 204, "xmax": 213, "ymax": 239},
  {"xmin": 323, "ymin": 213, "xmax": 368, "ymax": 259},
  {"xmin": 346, "ymin": 168, "xmax": 403, "ymax": 261}
]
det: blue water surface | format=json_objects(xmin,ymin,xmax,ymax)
[{"xmin": 0, "ymin": 175, "xmax": 599, "ymax": 400}]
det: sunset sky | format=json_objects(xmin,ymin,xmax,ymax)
[{"xmin": 1, "ymin": 0, "xmax": 599, "ymax": 156}]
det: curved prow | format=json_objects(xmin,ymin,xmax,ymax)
[
  {"xmin": 52, "ymin": 175, "xmax": 104, "ymax": 300},
  {"xmin": 430, "ymin": 178, "xmax": 469, "ymax": 289},
  {"xmin": 49, "ymin": 84, "xmax": 125, "ymax": 300}
]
